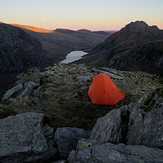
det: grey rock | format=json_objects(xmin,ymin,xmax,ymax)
[
  {"xmin": 33, "ymin": 86, "xmax": 43, "ymax": 98},
  {"xmin": 90, "ymin": 109, "xmax": 122, "ymax": 143},
  {"xmin": 126, "ymin": 98, "xmax": 145, "ymax": 145},
  {"xmin": 46, "ymin": 83, "xmax": 56, "ymax": 87},
  {"xmin": 1, "ymin": 83, "xmax": 23, "ymax": 101},
  {"xmin": 92, "ymin": 68, "xmax": 124, "ymax": 80},
  {"xmin": 90, "ymin": 95, "xmax": 163, "ymax": 149},
  {"xmin": 44, "ymin": 66, "xmax": 51, "ymax": 71},
  {"xmin": 54, "ymin": 127, "xmax": 90, "ymax": 159},
  {"xmin": 90, "ymin": 103, "xmax": 133, "ymax": 143},
  {"xmin": 127, "ymin": 101, "xmax": 163, "ymax": 149},
  {"xmin": 0, "ymin": 112, "xmax": 57, "ymax": 163},
  {"xmin": 100, "ymin": 70, "xmax": 124, "ymax": 80},
  {"xmin": 20, "ymin": 81, "xmax": 39, "ymax": 96},
  {"xmin": 68, "ymin": 139, "xmax": 163, "ymax": 163},
  {"xmin": 101, "ymin": 67, "xmax": 118, "ymax": 74},
  {"xmin": 58, "ymin": 72, "xmax": 65, "ymax": 76},
  {"xmin": 76, "ymin": 76, "xmax": 91, "ymax": 82},
  {"xmin": 1, "ymin": 81, "xmax": 40, "ymax": 101},
  {"xmin": 79, "ymin": 67, "xmax": 89, "ymax": 71},
  {"xmin": 53, "ymin": 160, "xmax": 66, "ymax": 163},
  {"xmin": 72, "ymin": 93, "xmax": 78, "ymax": 97},
  {"xmin": 80, "ymin": 86, "xmax": 88, "ymax": 90}
]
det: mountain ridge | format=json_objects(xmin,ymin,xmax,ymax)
[
  {"xmin": 75, "ymin": 21, "xmax": 163, "ymax": 77},
  {"xmin": 0, "ymin": 21, "xmax": 111, "ymax": 90}
]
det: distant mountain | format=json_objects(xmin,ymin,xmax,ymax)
[
  {"xmin": 12, "ymin": 24, "xmax": 111, "ymax": 61},
  {"xmin": 76, "ymin": 21, "xmax": 163, "ymax": 77},
  {"xmin": 93, "ymin": 30, "xmax": 116, "ymax": 37}
]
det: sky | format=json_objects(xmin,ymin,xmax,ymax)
[{"xmin": 0, "ymin": 0, "xmax": 163, "ymax": 31}]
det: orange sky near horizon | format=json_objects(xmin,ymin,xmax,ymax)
[{"xmin": 0, "ymin": 0, "xmax": 163, "ymax": 31}]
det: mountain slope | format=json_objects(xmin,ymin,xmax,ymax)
[
  {"xmin": 0, "ymin": 22, "xmax": 110, "ymax": 74},
  {"xmin": 0, "ymin": 22, "xmax": 110, "ymax": 90},
  {"xmin": 12, "ymin": 24, "xmax": 110, "ymax": 60},
  {"xmin": 0, "ymin": 22, "xmax": 51, "ymax": 73},
  {"xmin": 76, "ymin": 21, "xmax": 163, "ymax": 77}
]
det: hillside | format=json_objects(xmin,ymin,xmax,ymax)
[
  {"xmin": 0, "ymin": 22, "xmax": 110, "ymax": 74},
  {"xmin": 0, "ymin": 22, "xmax": 51, "ymax": 73},
  {"xmin": 75, "ymin": 21, "xmax": 163, "ymax": 77},
  {"xmin": 0, "ymin": 63, "xmax": 162, "ymax": 131},
  {"xmin": 12, "ymin": 24, "xmax": 110, "ymax": 60}
]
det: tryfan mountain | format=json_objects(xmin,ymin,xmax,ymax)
[{"xmin": 75, "ymin": 21, "xmax": 163, "ymax": 77}]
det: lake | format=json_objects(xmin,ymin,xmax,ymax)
[{"xmin": 61, "ymin": 51, "xmax": 87, "ymax": 64}]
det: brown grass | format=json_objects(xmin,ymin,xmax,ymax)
[{"xmin": 0, "ymin": 63, "xmax": 162, "ymax": 131}]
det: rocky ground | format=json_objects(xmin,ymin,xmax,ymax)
[
  {"xmin": 0, "ymin": 63, "xmax": 163, "ymax": 162},
  {"xmin": 0, "ymin": 63, "xmax": 162, "ymax": 131}
]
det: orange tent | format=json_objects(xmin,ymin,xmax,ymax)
[{"xmin": 88, "ymin": 73, "xmax": 125, "ymax": 105}]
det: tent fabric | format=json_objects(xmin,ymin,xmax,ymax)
[{"xmin": 88, "ymin": 73, "xmax": 125, "ymax": 105}]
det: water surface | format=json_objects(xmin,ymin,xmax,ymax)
[{"xmin": 61, "ymin": 51, "xmax": 87, "ymax": 64}]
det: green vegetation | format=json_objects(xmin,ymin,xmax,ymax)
[
  {"xmin": 143, "ymin": 87, "xmax": 163, "ymax": 110},
  {"xmin": 78, "ymin": 139, "xmax": 93, "ymax": 150},
  {"xmin": 155, "ymin": 87, "xmax": 163, "ymax": 98},
  {"xmin": 143, "ymin": 96, "xmax": 155, "ymax": 108}
]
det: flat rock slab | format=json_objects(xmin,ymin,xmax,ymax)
[
  {"xmin": 0, "ymin": 112, "xmax": 57, "ymax": 163},
  {"xmin": 68, "ymin": 139, "xmax": 163, "ymax": 163},
  {"xmin": 76, "ymin": 76, "xmax": 91, "ymax": 82}
]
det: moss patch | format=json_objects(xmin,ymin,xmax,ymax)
[
  {"xmin": 143, "ymin": 96, "xmax": 155, "ymax": 108},
  {"xmin": 155, "ymin": 87, "xmax": 163, "ymax": 98},
  {"xmin": 143, "ymin": 87, "xmax": 163, "ymax": 110}
]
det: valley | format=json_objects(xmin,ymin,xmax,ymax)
[{"xmin": 0, "ymin": 22, "xmax": 110, "ymax": 92}]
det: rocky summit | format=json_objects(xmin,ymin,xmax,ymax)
[{"xmin": 0, "ymin": 63, "xmax": 163, "ymax": 162}]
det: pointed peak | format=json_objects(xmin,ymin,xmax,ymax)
[{"xmin": 124, "ymin": 21, "xmax": 149, "ymax": 30}]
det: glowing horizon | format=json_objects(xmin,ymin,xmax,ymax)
[{"xmin": 0, "ymin": 0, "xmax": 163, "ymax": 31}]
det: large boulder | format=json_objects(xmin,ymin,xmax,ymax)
[
  {"xmin": 0, "ymin": 112, "xmax": 57, "ymax": 163},
  {"xmin": 90, "ymin": 102, "xmax": 134, "ymax": 143},
  {"xmin": 54, "ymin": 127, "xmax": 90, "ymax": 160},
  {"xmin": 68, "ymin": 139, "xmax": 163, "ymax": 163},
  {"xmin": 90, "ymin": 109, "xmax": 122, "ymax": 143},
  {"xmin": 126, "ymin": 98, "xmax": 163, "ymax": 149},
  {"xmin": 90, "ymin": 91, "xmax": 163, "ymax": 149}
]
